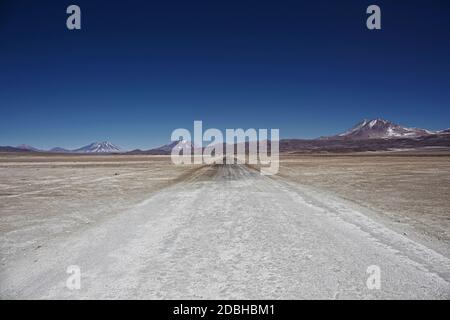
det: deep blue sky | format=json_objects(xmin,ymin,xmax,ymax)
[{"xmin": 1, "ymin": 0, "xmax": 449, "ymax": 150}]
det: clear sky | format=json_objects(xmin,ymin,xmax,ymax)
[{"xmin": 1, "ymin": 0, "xmax": 449, "ymax": 150}]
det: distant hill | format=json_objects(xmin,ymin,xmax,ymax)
[
  {"xmin": 16, "ymin": 144, "xmax": 43, "ymax": 152},
  {"xmin": 126, "ymin": 140, "xmax": 196, "ymax": 155},
  {"xmin": 279, "ymin": 134, "xmax": 450, "ymax": 153},
  {"xmin": 49, "ymin": 147, "xmax": 72, "ymax": 153},
  {"xmin": 0, "ymin": 146, "xmax": 32, "ymax": 152}
]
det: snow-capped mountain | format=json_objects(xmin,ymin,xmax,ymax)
[
  {"xmin": 153, "ymin": 139, "xmax": 195, "ymax": 153},
  {"xmin": 73, "ymin": 141, "xmax": 122, "ymax": 153},
  {"xmin": 334, "ymin": 119, "xmax": 434, "ymax": 140}
]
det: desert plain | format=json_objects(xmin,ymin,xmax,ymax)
[{"xmin": 0, "ymin": 152, "xmax": 449, "ymax": 299}]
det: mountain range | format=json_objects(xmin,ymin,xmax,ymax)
[
  {"xmin": 1, "ymin": 119, "xmax": 449, "ymax": 154},
  {"xmin": 1, "ymin": 141, "xmax": 122, "ymax": 154},
  {"xmin": 127, "ymin": 119, "xmax": 450, "ymax": 154}
]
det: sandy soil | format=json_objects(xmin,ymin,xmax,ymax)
[{"xmin": 277, "ymin": 154, "xmax": 450, "ymax": 256}]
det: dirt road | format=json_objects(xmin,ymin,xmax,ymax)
[{"xmin": 1, "ymin": 164, "xmax": 449, "ymax": 299}]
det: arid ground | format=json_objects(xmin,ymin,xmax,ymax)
[
  {"xmin": 0, "ymin": 153, "xmax": 449, "ymax": 299},
  {"xmin": 277, "ymin": 153, "xmax": 450, "ymax": 256},
  {"xmin": 0, "ymin": 155, "xmax": 201, "ymax": 263}
]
